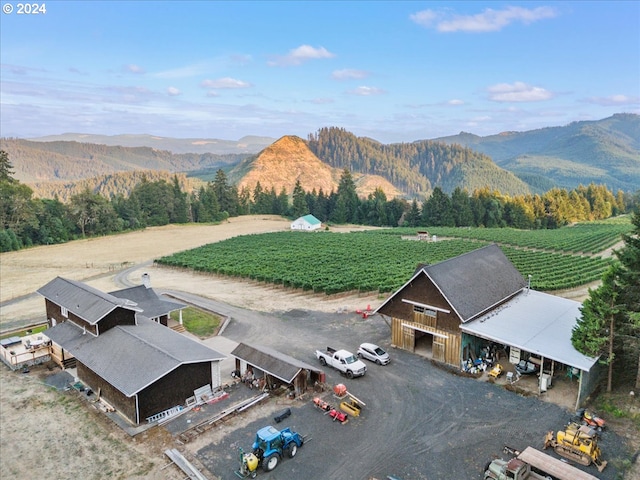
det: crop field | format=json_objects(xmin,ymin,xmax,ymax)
[
  {"xmin": 379, "ymin": 219, "xmax": 633, "ymax": 254},
  {"xmin": 156, "ymin": 220, "xmax": 622, "ymax": 293}
]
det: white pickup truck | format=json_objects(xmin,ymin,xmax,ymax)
[{"xmin": 315, "ymin": 347, "xmax": 367, "ymax": 378}]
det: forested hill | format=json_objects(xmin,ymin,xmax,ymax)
[
  {"xmin": 431, "ymin": 113, "xmax": 640, "ymax": 192},
  {"xmin": 0, "ymin": 138, "xmax": 247, "ymax": 184},
  {"xmin": 306, "ymin": 127, "xmax": 531, "ymax": 197}
]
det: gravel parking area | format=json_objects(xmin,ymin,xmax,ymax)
[{"xmin": 177, "ymin": 306, "xmax": 631, "ymax": 480}]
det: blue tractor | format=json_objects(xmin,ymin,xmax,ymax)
[{"xmin": 237, "ymin": 425, "xmax": 305, "ymax": 476}]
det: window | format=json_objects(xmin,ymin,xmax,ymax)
[
  {"xmin": 413, "ymin": 305, "xmax": 436, "ymax": 317},
  {"xmin": 61, "ymin": 306, "xmax": 68, "ymax": 318}
]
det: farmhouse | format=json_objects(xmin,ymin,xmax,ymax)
[
  {"xmin": 37, "ymin": 277, "xmax": 226, "ymax": 425},
  {"xmin": 291, "ymin": 214, "xmax": 322, "ymax": 231},
  {"xmin": 230, "ymin": 342, "xmax": 324, "ymax": 397},
  {"xmin": 374, "ymin": 244, "xmax": 599, "ymax": 408}
]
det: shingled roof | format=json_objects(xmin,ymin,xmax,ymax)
[
  {"xmin": 376, "ymin": 244, "xmax": 527, "ymax": 323},
  {"xmin": 230, "ymin": 342, "xmax": 321, "ymax": 383},
  {"xmin": 37, "ymin": 277, "xmax": 140, "ymax": 325},
  {"xmin": 109, "ymin": 285, "xmax": 186, "ymax": 319},
  {"xmin": 45, "ymin": 318, "xmax": 225, "ymax": 397}
]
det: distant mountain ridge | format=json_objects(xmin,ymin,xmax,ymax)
[
  {"xmin": 2, "ymin": 113, "xmax": 638, "ymax": 200},
  {"xmin": 431, "ymin": 113, "xmax": 640, "ymax": 192},
  {"xmin": 26, "ymin": 133, "xmax": 276, "ymax": 154}
]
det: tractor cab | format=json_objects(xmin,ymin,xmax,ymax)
[{"xmin": 249, "ymin": 425, "xmax": 305, "ymax": 473}]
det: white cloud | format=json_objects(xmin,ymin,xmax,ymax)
[
  {"xmin": 347, "ymin": 86, "xmax": 385, "ymax": 96},
  {"xmin": 585, "ymin": 94, "xmax": 640, "ymax": 106},
  {"xmin": 201, "ymin": 77, "xmax": 252, "ymax": 89},
  {"xmin": 268, "ymin": 45, "xmax": 335, "ymax": 66},
  {"xmin": 487, "ymin": 82, "xmax": 553, "ymax": 102},
  {"xmin": 167, "ymin": 86, "xmax": 181, "ymax": 96},
  {"xmin": 448, "ymin": 99, "xmax": 465, "ymax": 105},
  {"xmin": 411, "ymin": 6, "xmax": 557, "ymax": 33},
  {"xmin": 124, "ymin": 64, "xmax": 145, "ymax": 74},
  {"xmin": 332, "ymin": 69, "xmax": 369, "ymax": 80}
]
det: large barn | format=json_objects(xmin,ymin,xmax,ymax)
[
  {"xmin": 374, "ymin": 244, "xmax": 599, "ymax": 407},
  {"xmin": 37, "ymin": 277, "xmax": 225, "ymax": 425}
]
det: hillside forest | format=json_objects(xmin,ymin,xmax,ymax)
[{"xmin": 1, "ymin": 150, "xmax": 637, "ymax": 253}]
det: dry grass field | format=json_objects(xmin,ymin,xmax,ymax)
[{"xmin": 0, "ymin": 216, "xmax": 636, "ymax": 480}]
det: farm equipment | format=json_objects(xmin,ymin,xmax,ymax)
[
  {"xmin": 576, "ymin": 408, "xmax": 606, "ymax": 431},
  {"xmin": 485, "ymin": 446, "xmax": 600, "ymax": 480},
  {"xmin": 543, "ymin": 423, "xmax": 607, "ymax": 472},
  {"xmin": 488, "ymin": 363, "xmax": 504, "ymax": 378},
  {"xmin": 339, "ymin": 392, "xmax": 366, "ymax": 417},
  {"xmin": 235, "ymin": 425, "xmax": 306, "ymax": 477},
  {"xmin": 312, "ymin": 396, "xmax": 349, "ymax": 423}
]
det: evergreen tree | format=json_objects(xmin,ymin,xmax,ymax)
[
  {"xmin": 292, "ymin": 180, "xmax": 307, "ymax": 218},
  {"xmin": 573, "ymin": 208, "xmax": 640, "ymax": 390},
  {"xmin": 451, "ymin": 187, "xmax": 474, "ymax": 227},
  {"xmin": 171, "ymin": 176, "xmax": 189, "ymax": 223},
  {"xmin": 0, "ymin": 150, "xmax": 16, "ymax": 183},
  {"xmin": 333, "ymin": 168, "xmax": 359, "ymax": 224},
  {"xmin": 421, "ymin": 187, "xmax": 454, "ymax": 226},
  {"xmin": 404, "ymin": 199, "xmax": 421, "ymax": 227}
]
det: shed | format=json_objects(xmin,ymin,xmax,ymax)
[
  {"xmin": 230, "ymin": 342, "xmax": 324, "ymax": 396},
  {"xmin": 291, "ymin": 214, "xmax": 322, "ymax": 231}
]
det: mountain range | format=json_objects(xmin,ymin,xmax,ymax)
[{"xmin": 1, "ymin": 113, "xmax": 638, "ymax": 200}]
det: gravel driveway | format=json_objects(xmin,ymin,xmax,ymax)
[{"xmin": 175, "ymin": 301, "xmax": 630, "ymax": 480}]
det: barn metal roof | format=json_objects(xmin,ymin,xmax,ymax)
[
  {"xmin": 460, "ymin": 289, "xmax": 598, "ymax": 371},
  {"xmin": 376, "ymin": 244, "xmax": 527, "ymax": 322},
  {"xmin": 37, "ymin": 277, "xmax": 140, "ymax": 325},
  {"xmin": 109, "ymin": 285, "xmax": 186, "ymax": 319},
  {"xmin": 45, "ymin": 318, "xmax": 225, "ymax": 396},
  {"xmin": 230, "ymin": 342, "xmax": 322, "ymax": 384}
]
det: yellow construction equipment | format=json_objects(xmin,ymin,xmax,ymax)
[{"xmin": 543, "ymin": 423, "xmax": 607, "ymax": 472}]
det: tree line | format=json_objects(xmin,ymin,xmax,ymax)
[{"xmin": 1, "ymin": 149, "xmax": 638, "ymax": 252}]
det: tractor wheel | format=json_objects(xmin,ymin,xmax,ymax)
[
  {"xmin": 287, "ymin": 443, "xmax": 298, "ymax": 458},
  {"xmin": 319, "ymin": 357, "xmax": 327, "ymax": 366},
  {"xmin": 263, "ymin": 453, "xmax": 279, "ymax": 472},
  {"xmin": 346, "ymin": 370, "xmax": 354, "ymax": 379}
]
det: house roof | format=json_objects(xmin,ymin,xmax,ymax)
[
  {"xmin": 230, "ymin": 342, "xmax": 321, "ymax": 383},
  {"xmin": 460, "ymin": 289, "xmax": 598, "ymax": 371},
  {"xmin": 109, "ymin": 285, "xmax": 186, "ymax": 319},
  {"xmin": 44, "ymin": 318, "xmax": 225, "ymax": 396},
  {"xmin": 37, "ymin": 277, "xmax": 140, "ymax": 325},
  {"xmin": 375, "ymin": 244, "xmax": 527, "ymax": 323},
  {"xmin": 293, "ymin": 214, "xmax": 321, "ymax": 225}
]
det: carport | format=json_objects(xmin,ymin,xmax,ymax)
[
  {"xmin": 230, "ymin": 342, "xmax": 324, "ymax": 397},
  {"xmin": 460, "ymin": 289, "xmax": 599, "ymax": 410}
]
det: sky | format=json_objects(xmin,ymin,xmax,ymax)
[{"xmin": 1, "ymin": 1, "xmax": 639, "ymax": 143}]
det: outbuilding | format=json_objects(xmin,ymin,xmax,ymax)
[
  {"xmin": 291, "ymin": 214, "xmax": 322, "ymax": 231},
  {"xmin": 230, "ymin": 342, "xmax": 324, "ymax": 397}
]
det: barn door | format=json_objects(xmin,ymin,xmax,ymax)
[
  {"xmin": 433, "ymin": 336, "xmax": 445, "ymax": 362},
  {"xmin": 403, "ymin": 326, "xmax": 415, "ymax": 352}
]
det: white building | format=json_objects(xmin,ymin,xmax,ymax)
[{"xmin": 291, "ymin": 214, "xmax": 322, "ymax": 231}]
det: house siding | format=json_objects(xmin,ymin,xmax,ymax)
[
  {"xmin": 137, "ymin": 362, "xmax": 214, "ymax": 422},
  {"xmin": 78, "ymin": 362, "xmax": 137, "ymax": 424}
]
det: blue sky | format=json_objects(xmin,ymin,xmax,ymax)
[{"xmin": 1, "ymin": 1, "xmax": 639, "ymax": 143}]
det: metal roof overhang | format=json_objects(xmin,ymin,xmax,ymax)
[{"xmin": 460, "ymin": 290, "xmax": 598, "ymax": 372}]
